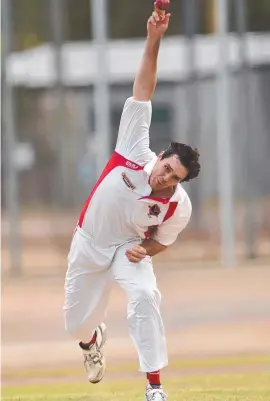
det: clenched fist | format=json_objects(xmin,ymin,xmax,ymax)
[{"xmin": 125, "ymin": 244, "xmax": 147, "ymax": 263}]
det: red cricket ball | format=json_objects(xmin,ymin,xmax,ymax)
[{"xmin": 155, "ymin": 0, "xmax": 170, "ymax": 11}]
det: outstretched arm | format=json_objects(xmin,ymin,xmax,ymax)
[{"xmin": 133, "ymin": 3, "xmax": 171, "ymax": 101}]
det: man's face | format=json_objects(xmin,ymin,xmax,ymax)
[{"xmin": 149, "ymin": 154, "xmax": 189, "ymax": 191}]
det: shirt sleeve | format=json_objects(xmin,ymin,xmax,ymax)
[
  {"xmin": 153, "ymin": 197, "xmax": 192, "ymax": 246},
  {"xmin": 115, "ymin": 97, "xmax": 152, "ymax": 164}
]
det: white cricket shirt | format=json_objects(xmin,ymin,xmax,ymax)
[{"xmin": 76, "ymin": 97, "xmax": 192, "ymax": 264}]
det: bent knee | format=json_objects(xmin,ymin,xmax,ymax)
[{"xmin": 131, "ymin": 286, "xmax": 161, "ymax": 305}]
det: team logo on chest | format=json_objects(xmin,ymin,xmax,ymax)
[
  {"xmin": 122, "ymin": 172, "xmax": 136, "ymax": 190},
  {"xmin": 148, "ymin": 204, "xmax": 161, "ymax": 218}
]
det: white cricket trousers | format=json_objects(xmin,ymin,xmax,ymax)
[{"xmin": 63, "ymin": 227, "xmax": 168, "ymax": 372}]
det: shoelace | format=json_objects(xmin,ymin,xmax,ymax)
[
  {"xmin": 147, "ymin": 388, "xmax": 167, "ymax": 401},
  {"xmin": 84, "ymin": 348, "xmax": 102, "ymax": 365}
]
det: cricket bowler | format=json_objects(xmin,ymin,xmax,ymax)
[{"xmin": 64, "ymin": 2, "xmax": 201, "ymax": 399}]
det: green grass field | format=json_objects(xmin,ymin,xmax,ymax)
[{"xmin": 2, "ymin": 355, "xmax": 270, "ymax": 401}]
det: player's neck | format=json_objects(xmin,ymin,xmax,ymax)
[{"xmin": 151, "ymin": 186, "xmax": 175, "ymax": 198}]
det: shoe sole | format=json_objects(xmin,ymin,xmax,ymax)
[
  {"xmin": 91, "ymin": 372, "xmax": 105, "ymax": 384},
  {"xmin": 89, "ymin": 323, "xmax": 107, "ymax": 384}
]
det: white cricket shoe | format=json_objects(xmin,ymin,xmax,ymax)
[
  {"xmin": 80, "ymin": 323, "xmax": 107, "ymax": 383},
  {"xmin": 145, "ymin": 383, "xmax": 168, "ymax": 401}
]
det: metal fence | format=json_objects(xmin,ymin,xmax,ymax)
[{"xmin": 3, "ymin": 68, "xmax": 270, "ymax": 205}]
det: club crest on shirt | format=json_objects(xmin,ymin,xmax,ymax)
[
  {"xmin": 148, "ymin": 204, "xmax": 161, "ymax": 218},
  {"xmin": 122, "ymin": 172, "xmax": 136, "ymax": 190}
]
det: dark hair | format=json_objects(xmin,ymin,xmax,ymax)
[{"xmin": 161, "ymin": 141, "xmax": 201, "ymax": 182}]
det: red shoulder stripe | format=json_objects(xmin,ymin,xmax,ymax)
[{"xmin": 78, "ymin": 151, "xmax": 143, "ymax": 228}]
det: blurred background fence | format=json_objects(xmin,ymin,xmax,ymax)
[{"xmin": 1, "ymin": 0, "xmax": 270, "ymax": 276}]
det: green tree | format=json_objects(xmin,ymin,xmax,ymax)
[
  {"xmin": 66, "ymin": 0, "xmax": 91, "ymax": 40},
  {"xmin": 10, "ymin": 0, "xmax": 270, "ymax": 52},
  {"xmin": 11, "ymin": 0, "xmax": 48, "ymax": 50},
  {"xmin": 247, "ymin": 0, "xmax": 270, "ymax": 31}
]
